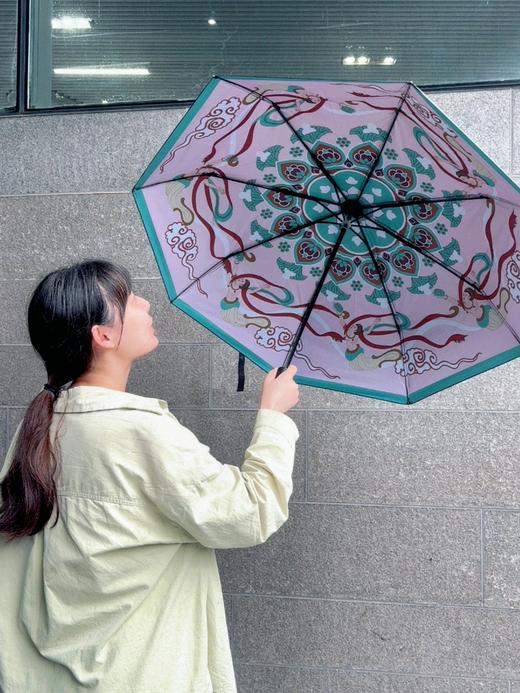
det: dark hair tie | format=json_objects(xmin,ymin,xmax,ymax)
[{"xmin": 43, "ymin": 383, "xmax": 61, "ymax": 396}]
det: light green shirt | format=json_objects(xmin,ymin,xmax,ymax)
[{"xmin": 0, "ymin": 385, "xmax": 299, "ymax": 692}]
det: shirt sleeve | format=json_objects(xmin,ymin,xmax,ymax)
[{"xmin": 141, "ymin": 408, "xmax": 300, "ymax": 549}]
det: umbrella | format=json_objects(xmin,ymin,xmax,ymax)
[{"xmin": 132, "ymin": 76, "xmax": 520, "ymax": 404}]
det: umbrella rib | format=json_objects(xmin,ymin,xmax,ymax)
[
  {"xmin": 360, "ymin": 211, "xmax": 520, "ymax": 347},
  {"xmin": 361, "ymin": 210, "xmax": 482, "ymax": 292},
  {"xmin": 365, "ymin": 193, "xmax": 491, "ymax": 213},
  {"xmin": 216, "ymin": 76, "xmax": 349, "ymax": 207},
  {"xmin": 356, "ymin": 83, "xmax": 413, "ymax": 203},
  {"xmin": 353, "ymin": 220, "xmax": 411, "ymax": 403},
  {"xmin": 139, "ymin": 171, "xmax": 340, "ymax": 211},
  {"xmin": 170, "ymin": 210, "xmax": 340, "ymax": 303},
  {"xmin": 277, "ymin": 222, "xmax": 351, "ymax": 371}
]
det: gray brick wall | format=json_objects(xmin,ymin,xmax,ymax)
[{"xmin": 1, "ymin": 86, "xmax": 520, "ymax": 691}]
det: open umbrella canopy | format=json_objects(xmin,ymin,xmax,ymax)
[{"xmin": 133, "ymin": 76, "xmax": 520, "ymax": 404}]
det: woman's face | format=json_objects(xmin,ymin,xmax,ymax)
[{"xmin": 115, "ymin": 291, "xmax": 159, "ymax": 361}]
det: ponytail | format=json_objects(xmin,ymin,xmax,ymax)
[
  {"xmin": 0, "ymin": 259, "xmax": 131, "ymax": 540},
  {"xmin": 0, "ymin": 389, "xmax": 63, "ymax": 540}
]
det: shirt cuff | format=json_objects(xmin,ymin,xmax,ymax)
[{"xmin": 255, "ymin": 408, "xmax": 300, "ymax": 444}]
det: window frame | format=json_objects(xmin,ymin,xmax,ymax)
[{"xmin": 4, "ymin": 0, "xmax": 520, "ymax": 119}]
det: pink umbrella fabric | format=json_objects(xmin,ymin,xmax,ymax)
[{"xmin": 133, "ymin": 77, "xmax": 520, "ymax": 404}]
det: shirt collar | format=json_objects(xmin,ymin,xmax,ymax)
[{"xmin": 53, "ymin": 385, "xmax": 169, "ymax": 415}]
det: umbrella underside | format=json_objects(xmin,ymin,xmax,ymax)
[{"xmin": 134, "ymin": 77, "xmax": 520, "ymax": 403}]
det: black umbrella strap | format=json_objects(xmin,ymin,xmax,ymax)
[{"xmin": 237, "ymin": 352, "xmax": 245, "ymax": 391}]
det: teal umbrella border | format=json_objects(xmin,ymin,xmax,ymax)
[{"xmin": 133, "ymin": 76, "xmax": 520, "ymax": 405}]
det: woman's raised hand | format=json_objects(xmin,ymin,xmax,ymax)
[{"xmin": 259, "ymin": 365, "xmax": 299, "ymax": 413}]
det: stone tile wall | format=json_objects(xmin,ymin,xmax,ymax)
[{"xmin": 2, "ymin": 86, "xmax": 520, "ymax": 691}]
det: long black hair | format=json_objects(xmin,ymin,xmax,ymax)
[{"xmin": 0, "ymin": 259, "xmax": 132, "ymax": 541}]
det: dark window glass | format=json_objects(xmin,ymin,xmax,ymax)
[{"xmin": 28, "ymin": 0, "xmax": 520, "ymax": 110}]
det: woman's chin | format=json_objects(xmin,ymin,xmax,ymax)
[
  {"xmin": 132, "ymin": 336, "xmax": 160, "ymax": 363},
  {"xmin": 142, "ymin": 335, "xmax": 159, "ymax": 356}
]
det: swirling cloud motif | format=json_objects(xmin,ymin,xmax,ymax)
[
  {"xmin": 165, "ymin": 222, "xmax": 204, "ymax": 295},
  {"xmin": 254, "ymin": 325, "xmax": 294, "ymax": 351},
  {"xmin": 254, "ymin": 325, "xmax": 340, "ymax": 379},
  {"xmin": 395, "ymin": 347, "xmax": 481, "ymax": 376},
  {"xmin": 505, "ymin": 251, "xmax": 520, "ymax": 303},
  {"xmin": 159, "ymin": 97, "xmax": 242, "ymax": 172}
]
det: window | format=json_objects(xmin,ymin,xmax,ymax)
[
  {"xmin": 0, "ymin": 0, "xmax": 18, "ymax": 112},
  {"xmin": 2, "ymin": 0, "xmax": 519, "ymax": 114}
]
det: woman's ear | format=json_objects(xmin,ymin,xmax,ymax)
[{"xmin": 91, "ymin": 324, "xmax": 117, "ymax": 349}]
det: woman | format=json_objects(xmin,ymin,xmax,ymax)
[{"xmin": 0, "ymin": 259, "xmax": 300, "ymax": 693}]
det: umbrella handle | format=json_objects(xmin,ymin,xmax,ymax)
[{"xmin": 275, "ymin": 366, "xmax": 287, "ymax": 379}]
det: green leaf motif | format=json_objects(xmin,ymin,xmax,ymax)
[
  {"xmin": 440, "ymin": 192, "xmax": 465, "ymax": 228},
  {"xmin": 243, "ymin": 183, "xmax": 264, "ymax": 211},
  {"xmin": 439, "ymin": 239, "xmax": 462, "ymax": 267},
  {"xmin": 366, "ymin": 287, "xmax": 400, "ymax": 305},
  {"xmin": 290, "ymin": 125, "xmax": 332, "ymax": 145},
  {"xmin": 256, "ymin": 145, "xmax": 283, "ymax": 171},
  {"xmin": 349, "ymin": 125, "xmax": 387, "ymax": 143},
  {"xmin": 320, "ymin": 281, "xmax": 350, "ymax": 302},
  {"xmin": 402, "ymin": 148, "xmax": 435, "ymax": 180},
  {"xmin": 250, "ymin": 220, "xmax": 273, "ymax": 247},
  {"xmin": 277, "ymin": 258, "xmax": 305, "ymax": 280},
  {"xmin": 408, "ymin": 274, "xmax": 438, "ymax": 295}
]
